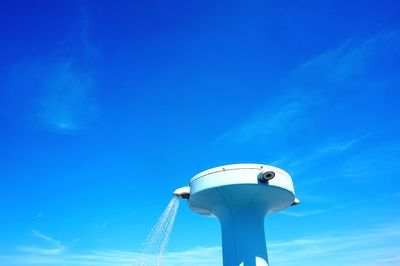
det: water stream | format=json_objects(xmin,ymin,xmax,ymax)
[{"xmin": 136, "ymin": 196, "xmax": 180, "ymax": 266}]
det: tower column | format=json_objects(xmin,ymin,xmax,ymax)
[{"xmin": 218, "ymin": 207, "xmax": 269, "ymax": 266}]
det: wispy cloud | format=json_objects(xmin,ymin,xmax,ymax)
[
  {"xmin": 268, "ymin": 219, "xmax": 400, "ymax": 266},
  {"xmin": 317, "ymin": 133, "xmax": 371, "ymax": 154},
  {"xmin": 341, "ymin": 139, "xmax": 400, "ymax": 182},
  {"xmin": 279, "ymin": 209, "xmax": 328, "ymax": 217},
  {"xmin": 95, "ymin": 220, "xmax": 110, "ymax": 231},
  {"xmin": 291, "ymin": 134, "xmax": 370, "ymax": 166},
  {"xmin": 1, "ymin": 11, "xmax": 98, "ymax": 133},
  {"xmin": 215, "ymin": 27, "xmax": 400, "ymax": 204},
  {"xmin": 218, "ymin": 27, "xmax": 400, "ymax": 145},
  {"xmin": 279, "ymin": 203, "xmax": 351, "ymax": 218},
  {"xmin": 16, "ymin": 230, "xmax": 65, "ymax": 256},
  {"xmin": 37, "ymin": 60, "xmax": 97, "ymax": 132},
  {"xmin": 0, "ymin": 247, "xmax": 222, "ymax": 266},
  {"xmin": 32, "ymin": 230, "xmax": 62, "ymax": 246},
  {"xmin": 268, "ymin": 133, "xmax": 372, "ymax": 182},
  {"xmin": 218, "ymin": 99, "xmax": 306, "ymax": 143},
  {"xmin": 2, "ymin": 220, "xmax": 399, "ymax": 266}
]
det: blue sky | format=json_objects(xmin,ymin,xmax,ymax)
[{"xmin": 0, "ymin": 0, "xmax": 400, "ymax": 265}]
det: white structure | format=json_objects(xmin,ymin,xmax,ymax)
[{"xmin": 174, "ymin": 163, "xmax": 299, "ymax": 266}]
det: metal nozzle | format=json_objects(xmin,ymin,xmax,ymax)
[
  {"xmin": 291, "ymin": 197, "xmax": 300, "ymax": 206},
  {"xmin": 258, "ymin": 171, "xmax": 275, "ymax": 183},
  {"xmin": 173, "ymin": 186, "xmax": 190, "ymax": 199}
]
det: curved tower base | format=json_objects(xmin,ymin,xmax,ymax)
[
  {"xmin": 219, "ymin": 206, "xmax": 268, "ymax": 266},
  {"xmin": 185, "ymin": 164, "xmax": 299, "ymax": 266}
]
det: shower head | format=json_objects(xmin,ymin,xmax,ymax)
[{"xmin": 173, "ymin": 186, "xmax": 190, "ymax": 199}]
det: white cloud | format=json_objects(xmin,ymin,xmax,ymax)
[
  {"xmin": 279, "ymin": 203, "xmax": 351, "ymax": 218},
  {"xmin": 317, "ymin": 133, "xmax": 371, "ymax": 154},
  {"xmin": 0, "ymin": 247, "xmax": 222, "ymax": 266},
  {"xmin": 218, "ymin": 27, "xmax": 400, "ymax": 145},
  {"xmin": 279, "ymin": 209, "xmax": 328, "ymax": 217},
  {"xmin": 16, "ymin": 230, "xmax": 65, "ymax": 256},
  {"xmin": 36, "ymin": 61, "xmax": 97, "ymax": 132},
  {"xmin": 268, "ymin": 219, "xmax": 400, "ymax": 266},
  {"xmin": 218, "ymin": 99, "xmax": 306, "ymax": 143},
  {"xmin": 341, "ymin": 139, "xmax": 400, "ymax": 182},
  {"xmin": 32, "ymin": 231, "xmax": 63, "ymax": 248},
  {"xmin": 2, "ymin": 220, "xmax": 399, "ymax": 266},
  {"xmin": 1, "ymin": 12, "xmax": 98, "ymax": 133}
]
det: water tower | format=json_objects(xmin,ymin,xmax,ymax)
[{"xmin": 174, "ymin": 163, "xmax": 299, "ymax": 266}]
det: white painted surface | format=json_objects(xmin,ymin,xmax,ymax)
[{"xmin": 187, "ymin": 163, "xmax": 299, "ymax": 266}]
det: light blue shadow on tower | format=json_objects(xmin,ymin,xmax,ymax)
[{"xmin": 174, "ymin": 163, "xmax": 300, "ymax": 266}]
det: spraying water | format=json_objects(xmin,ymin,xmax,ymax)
[{"xmin": 136, "ymin": 196, "xmax": 180, "ymax": 266}]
